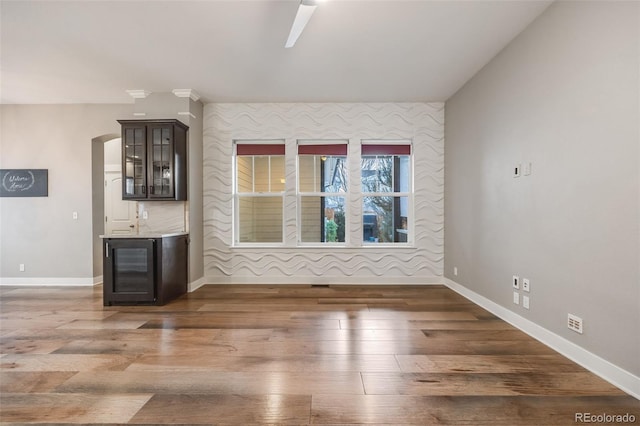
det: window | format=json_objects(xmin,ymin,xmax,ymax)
[
  {"xmin": 298, "ymin": 142, "xmax": 348, "ymax": 243},
  {"xmin": 234, "ymin": 142, "xmax": 285, "ymax": 244},
  {"xmin": 361, "ymin": 142, "xmax": 412, "ymax": 244},
  {"xmin": 233, "ymin": 140, "xmax": 413, "ymax": 247}
]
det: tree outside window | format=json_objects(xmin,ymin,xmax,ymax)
[
  {"xmin": 298, "ymin": 143, "xmax": 348, "ymax": 244},
  {"xmin": 361, "ymin": 143, "xmax": 411, "ymax": 244}
]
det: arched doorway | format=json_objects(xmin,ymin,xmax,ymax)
[{"xmin": 90, "ymin": 133, "xmax": 119, "ymax": 283}]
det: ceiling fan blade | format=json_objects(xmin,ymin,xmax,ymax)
[{"xmin": 285, "ymin": 1, "xmax": 318, "ymax": 48}]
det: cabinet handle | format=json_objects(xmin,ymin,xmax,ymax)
[
  {"xmin": 149, "ymin": 185, "xmax": 154, "ymax": 195},
  {"xmin": 142, "ymin": 185, "xmax": 146, "ymax": 194},
  {"xmin": 105, "ymin": 242, "xmax": 109, "ymax": 258}
]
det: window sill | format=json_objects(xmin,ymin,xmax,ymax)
[{"xmin": 231, "ymin": 244, "xmax": 417, "ymax": 250}]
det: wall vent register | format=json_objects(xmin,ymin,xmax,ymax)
[{"xmin": 568, "ymin": 313, "xmax": 584, "ymax": 334}]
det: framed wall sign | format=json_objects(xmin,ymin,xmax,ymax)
[{"xmin": 0, "ymin": 169, "xmax": 48, "ymax": 197}]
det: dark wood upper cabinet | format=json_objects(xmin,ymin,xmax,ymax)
[{"xmin": 118, "ymin": 119, "xmax": 188, "ymax": 201}]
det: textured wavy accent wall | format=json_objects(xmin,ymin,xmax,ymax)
[{"xmin": 203, "ymin": 103, "xmax": 444, "ymax": 284}]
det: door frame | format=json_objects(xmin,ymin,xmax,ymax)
[{"xmin": 91, "ymin": 133, "xmax": 120, "ymax": 284}]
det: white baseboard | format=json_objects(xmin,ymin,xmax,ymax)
[
  {"xmin": 444, "ymin": 277, "xmax": 640, "ymax": 400},
  {"xmin": 0, "ymin": 277, "xmax": 97, "ymax": 286},
  {"xmin": 203, "ymin": 275, "xmax": 444, "ymax": 286},
  {"xmin": 189, "ymin": 276, "xmax": 207, "ymax": 292}
]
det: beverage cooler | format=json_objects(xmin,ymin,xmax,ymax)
[{"xmin": 102, "ymin": 233, "xmax": 188, "ymax": 306}]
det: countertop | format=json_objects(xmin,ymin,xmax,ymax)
[{"xmin": 100, "ymin": 232, "xmax": 188, "ymax": 239}]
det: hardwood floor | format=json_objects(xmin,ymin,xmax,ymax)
[{"xmin": 1, "ymin": 284, "xmax": 638, "ymax": 424}]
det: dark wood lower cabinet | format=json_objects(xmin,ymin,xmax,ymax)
[{"xmin": 103, "ymin": 234, "xmax": 188, "ymax": 306}]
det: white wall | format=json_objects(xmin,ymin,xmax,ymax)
[
  {"xmin": 203, "ymin": 103, "xmax": 444, "ymax": 284},
  {"xmin": 104, "ymin": 138, "xmax": 121, "ymax": 168},
  {"xmin": 0, "ymin": 104, "xmax": 130, "ymax": 284},
  {"xmin": 445, "ymin": 0, "xmax": 639, "ymax": 379}
]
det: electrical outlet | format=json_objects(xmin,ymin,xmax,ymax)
[
  {"xmin": 513, "ymin": 164, "xmax": 521, "ymax": 178},
  {"xmin": 523, "ymin": 162, "xmax": 532, "ymax": 176},
  {"xmin": 522, "ymin": 278, "xmax": 530, "ymax": 292},
  {"xmin": 513, "ymin": 291, "xmax": 519, "ymax": 305},
  {"xmin": 72, "ymin": 211, "xmax": 78, "ymax": 220},
  {"xmin": 142, "ymin": 211, "xmax": 148, "ymax": 220},
  {"xmin": 522, "ymin": 295, "xmax": 530, "ymax": 309},
  {"xmin": 512, "ymin": 275, "xmax": 520, "ymax": 289},
  {"xmin": 568, "ymin": 314, "xmax": 583, "ymax": 334},
  {"xmin": 453, "ymin": 266, "xmax": 458, "ymax": 276},
  {"xmin": 19, "ymin": 263, "xmax": 25, "ymax": 272}
]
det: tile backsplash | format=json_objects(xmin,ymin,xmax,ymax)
[{"xmin": 138, "ymin": 201, "xmax": 188, "ymax": 234}]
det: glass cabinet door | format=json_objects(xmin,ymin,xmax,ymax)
[
  {"xmin": 149, "ymin": 125, "xmax": 174, "ymax": 198},
  {"xmin": 123, "ymin": 126, "xmax": 146, "ymax": 198},
  {"xmin": 119, "ymin": 119, "xmax": 187, "ymax": 201},
  {"xmin": 113, "ymin": 246, "xmax": 152, "ymax": 293}
]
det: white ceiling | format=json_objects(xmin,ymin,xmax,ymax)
[{"xmin": 0, "ymin": 0, "xmax": 553, "ymax": 104}]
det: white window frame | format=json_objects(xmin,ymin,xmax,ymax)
[
  {"xmin": 360, "ymin": 140, "xmax": 413, "ymax": 246},
  {"xmin": 233, "ymin": 140, "xmax": 286, "ymax": 247},
  {"xmin": 296, "ymin": 140, "xmax": 349, "ymax": 246}
]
